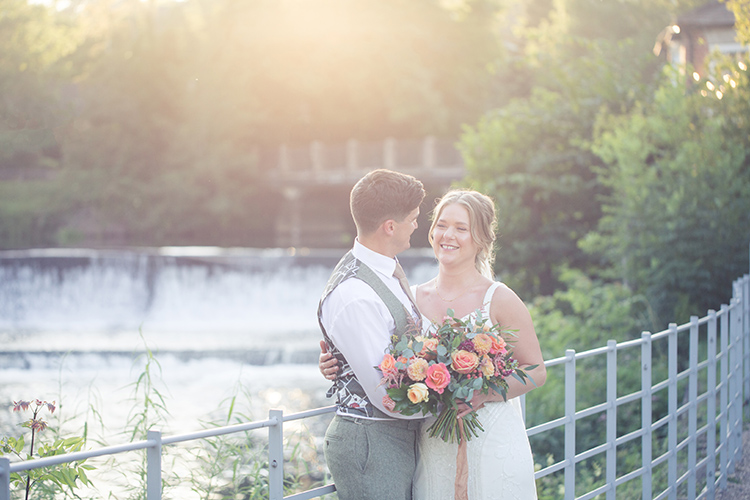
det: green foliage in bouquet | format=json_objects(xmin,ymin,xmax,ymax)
[{"xmin": 378, "ymin": 309, "xmax": 537, "ymax": 444}]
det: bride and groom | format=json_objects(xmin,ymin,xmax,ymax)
[{"xmin": 317, "ymin": 169, "xmax": 547, "ymax": 500}]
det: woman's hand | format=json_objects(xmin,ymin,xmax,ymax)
[
  {"xmin": 319, "ymin": 340, "xmax": 340, "ymax": 381},
  {"xmin": 456, "ymin": 392, "xmax": 489, "ymax": 419}
]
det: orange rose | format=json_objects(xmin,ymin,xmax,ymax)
[
  {"xmin": 452, "ymin": 350, "xmax": 480, "ymax": 374},
  {"xmin": 380, "ymin": 353, "xmax": 398, "ymax": 377},
  {"xmin": 420, "ymin": 338, "xmax": 439, "ymax": 360},
  {"xmin": 407, "ymin": 383, "xmax": 430, "ymax": 404},
  {"xmin": 425, "ymin": 363, "xmax": 451, "ymax": 394}
]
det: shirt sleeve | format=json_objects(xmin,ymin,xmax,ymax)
[{"xmin": 322, "ymin": 279, "xmax": 423, "ymax": 419}]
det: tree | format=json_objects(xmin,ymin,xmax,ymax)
[
  {"xmin": 459, "ymin": 0, "xmax": 703, "ymax": 296},
  {"xmin": 586, "ymin": 59, "xmax": 750, "ymax": 326},
  {"xmin": 722, "ymin": 0, "xmax": 750, "ymax": 45}
]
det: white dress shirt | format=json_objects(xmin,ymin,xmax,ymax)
[{"xmin": 321, "ymin": 240, "xmax": 423, "ymax": 419}]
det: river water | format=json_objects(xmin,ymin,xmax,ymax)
[{"xmin": 0, "ymin": 246, "xmax": 438, "ymax": 497}]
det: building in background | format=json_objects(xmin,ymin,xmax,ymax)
[{"xmin": 654, "ymin": 0, "xmax": 746, "ymax": 78}]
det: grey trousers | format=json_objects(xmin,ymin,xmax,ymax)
[{"xmin": 324, "ymin": 414, "xmax": 422, "ymax": 500}]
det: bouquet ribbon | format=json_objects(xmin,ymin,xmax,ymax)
[{"xmin": 455, "ymin": 418, "xmax": 469, "ymax": 500}]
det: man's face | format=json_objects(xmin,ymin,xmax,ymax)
[{"xmin": 393, "ymin": 207, "xmax": 420, "ymax": 254}]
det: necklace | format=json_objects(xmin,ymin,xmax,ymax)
[{"xmin": 434, "ymin": 277, "xmax": 479, "ymax": 302}]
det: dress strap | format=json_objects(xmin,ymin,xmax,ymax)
[{"xmin": 481, "ymin": 282, "xmax": 503, "ymax": 314}]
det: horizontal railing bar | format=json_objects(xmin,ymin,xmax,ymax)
[
  {"xmin": 575, "ymin": 402, "xmax": 609, "ymax": 421},
  {"xmin": 615, "ymin": 428, "xmax": 644, "ymax": 447},
  {"xmin": 652, "ymin": 378, "xmax": 670, "ymax": 393},
  {"xmin": 615, "ymin": 467, "xmax": 644, "ymax": 486},
  {"xmin": 575, "ymin": 483, "xmax": 611, "ymax": 500},
  {"xmin": 616, "ymin": 390, "xmax": 644, "ymax": 406},
  {"xmin": 526, "ymin": 415, "xmax": 568, "ymax": 436},
  {"xmin": 535, "ymin": 459, "xmax": 567, "ymax": 478},
  {"xmin": 284, "ymin": 484, "xmax": 337, "ymax": 500},
  {"xmin": 163, "ymin": 417, "xmax": 277, "ymax": 445},
  {"xmin": 652, "ymin": 447, "xmax": 673, "ymax": 468},
  {"xmin": 575, "ymin": 442, "xmax": 610, "ymax": 463},
  {"xmin": 282, "ymin": 405, "xmax": 337, "ymax": 422},
  {"xmin": 651, "ymin": 413, "xmax": 671, "ymax": 432},
  {"xmin": 575, "ymin": 345, "xmax": 610, "ymax": 360},
  {"xmin": 542, "ymin": 355, "xmax": 567, "ymax": 367},
  {"xmin": 9, "ymin": 439, "xmax": 157, "ymax": 473}
]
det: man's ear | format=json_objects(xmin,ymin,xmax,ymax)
[{"xmin": 382, "ymin": 219, "xmax": 396, "ymax": 236}]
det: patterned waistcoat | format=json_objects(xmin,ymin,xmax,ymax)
[{"xmin": 318, "ymin": 250, "xmax": 415, "ymax": 418}]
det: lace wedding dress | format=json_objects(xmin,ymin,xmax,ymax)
[{"xmin": 412, "ymin": 282, "xmax": 538, "ymax": 500}]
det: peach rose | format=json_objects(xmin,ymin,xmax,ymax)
[
  {"xmin": 412, "ymin": 336, "xmax": 439, "ymax": 360},
  {"xmin": 407, "ymin": 358, "xmax": 429, "ymax": 381},
  {"xmin": 489, "ymin": 335, "xmax": 507, "ymax": 355},
  {"xmin": 479, "ymin": 355, "xmax": 495, "ymax": 378},
  {"xmin": 473, "ymin": 334, "xmax": 493, "ymax": 356},
  {"xmin": 425, "ymin": 363, "xmax": 451, "ymax": 394},
  {"xmin": 452, "ymin": 350, "xmax": 480, "ymax": 374},
  {"xmin": 380, "ymin": 353, "xmax": 398, "ymax": 377},
  {"xmin": 407, "ymin": 383, "xmax": 430, "ymax": 404}
]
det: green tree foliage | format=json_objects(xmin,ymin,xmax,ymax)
[
  {"xmin": 722, "ymin": 0, "xmax": 750, "ymax": 45},
  {"xmin": 0, "ymin": 0, "xmax": 504, "ymax": 249},
  {"xmin": 459, "ymin": 0, "xmax": 703, "ymax": 296},
  {"xmin": 0, "ymin": 0, "xmax": 83, "ymax": 168},
  {"xmin": 586, "ymin": 59, "xmax": 750, "ymax": 326}
]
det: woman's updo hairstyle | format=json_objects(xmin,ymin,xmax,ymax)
[{"xmin": 428, "ymin": 190, "xmax": 497, "ymax": 279}]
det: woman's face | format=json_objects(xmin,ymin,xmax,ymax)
[{"xmin": 431, "ymin": 203, "xmax": 478, "ymax": 267}]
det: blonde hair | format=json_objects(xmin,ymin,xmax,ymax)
[{"xmin": 428, "ymin": 190, "xmax": 497, "ymax": 278}]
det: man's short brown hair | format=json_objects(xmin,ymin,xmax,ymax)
[{"xmin": 350, "ymin": 169, "xmax": 425, "ymax": 235}]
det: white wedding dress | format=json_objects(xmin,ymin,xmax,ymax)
[{"xmin": 412, "ymin": 282, "xmax": 538, "ymax": 500}]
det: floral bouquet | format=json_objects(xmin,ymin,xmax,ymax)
[{"xmin": 376, "ymin": 308, "xmax": 536, "ymax": 444}]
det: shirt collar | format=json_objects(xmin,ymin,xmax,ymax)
[{"xmin": 352, "ymin": 239, "xmax": 398, "ymax": 278}]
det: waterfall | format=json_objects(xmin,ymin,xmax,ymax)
[{"xmin": 0, "ymin": 247, "xmax": 438, "ymax": 364}]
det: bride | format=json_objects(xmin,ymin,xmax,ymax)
[{"xmin": 322, "ymin": 189, "xmax": 547, "ymax": 500}]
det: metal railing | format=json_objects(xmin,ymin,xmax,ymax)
[
  {"xmin": 1, "ymin": 274, "xmax": 748, "ymax": 500},
  {"xmin": 524, "ymin": 273, "xmax": 749, "ymax": 499}
]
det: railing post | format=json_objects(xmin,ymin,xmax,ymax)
[
  {"xmin": 606, "ymin": 340, "xmax": 617, "ymax": 500},
  {"xmin": 688, "ymin": 316, "xmax": 699, "ymax": 499},
  {"xmin": 564, "ymin": 349, "xmax": 576, "ymax": 500},
  {"xmin": 720, "ymin": 304, "xmax": 730, "ymax": 490},
  {"xmin": 668, "ymin": 323, "xmax": 678, "ymax": 500},
  {"xmin": 729, "ymin": 297, "xmax": 743, "ymax": 471},
  {"xmin": 146, "ymin": 430, "xmax": 162, "ymax": 500},
  {"xmin": 744, "ymin": 275, "xmax": 750, "ymax": 425},
  {"xmin": 706, "ymin": 310, "xmax": 718, "ymax": 497},
  {"xmin": 641, "ymin": 332, "xmax": 652, "ymax": 500},
  {"xmin": 268, "ymin": 409, "xmax": 284, "ymax": 500},
  {"xmin": 0, "ymin": 457, "xmax": 10, "ymax": 500}
]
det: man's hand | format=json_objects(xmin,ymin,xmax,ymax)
[{"xmin": 319, "ymin": 340, "xmax": 340, "ymax": 381}]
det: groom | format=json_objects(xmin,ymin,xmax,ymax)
[{"xmin": 318, "ymin": 169, "xmax": 426, "ymax": 500}]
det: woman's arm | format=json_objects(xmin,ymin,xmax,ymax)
[{"xmin": 463, "ymin": 284, "xmax": 546, "ymax": 414}]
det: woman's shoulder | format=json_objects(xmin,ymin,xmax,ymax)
[{"xmin": 488, "ymin": 281, "xmax": 527, "ymax": 309}]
